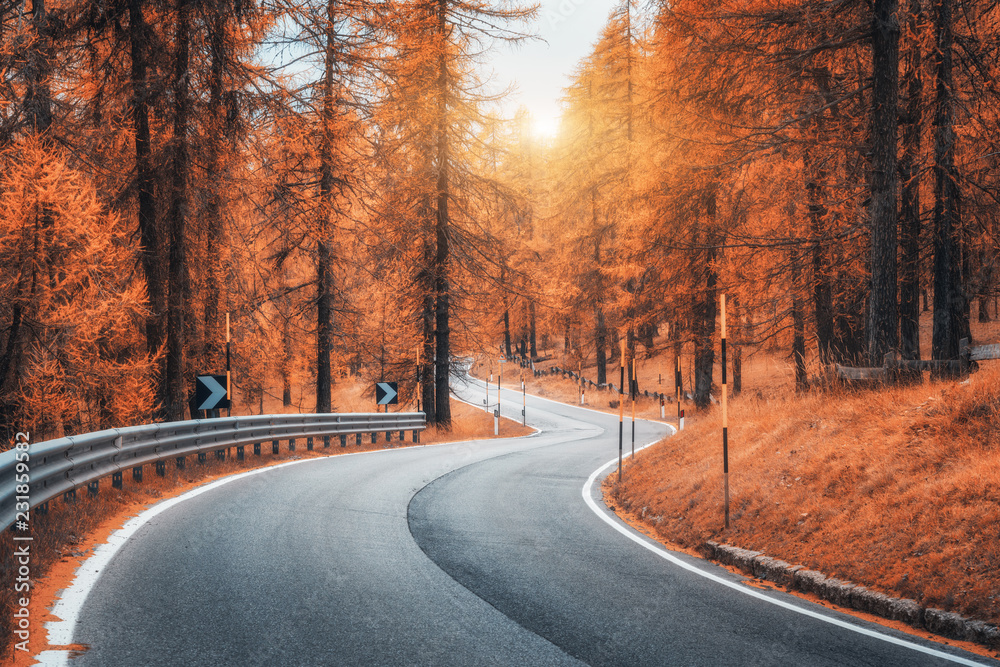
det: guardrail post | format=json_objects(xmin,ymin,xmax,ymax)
[
  {"xmin": 237, "ymin": 445, "xmax": 245, "ymax": 461},
  {"xmin": 399, "ymin": 429, "xmax": 405, "ymax": 441},
  {"xmin": 198, "ymin": 452, "xmax": 206, "ymax": 464},
  {"xmin": 112, "ymin": 471, "xmax": 123, "ymax": 488},
  {"xmin": 254, "ymin": 442, "xmax": 261, "ymax": 456},
  {"xmin": 272, "ymin": 439, "xmax": 279, "ymax": 455},
  {"xmin": 88, "ymin": 480, "xmax": 99, "ymax": 496},
  {"xmin": 340, "ymin": 434, "xmax": 347, "ymax": 447},
  {"xmin": 63, "ymin": 489, "xmax": 76, "ymax": 503},
  {"xmin": 156, "ymin": 460, "xmax": 166, "ymax": 476},
  {"xmin": 413, "ymin": 430, "xmax": 420, "ymax": 444},
  {"xmin": 324, "ymin": 435, "xmax": 331, "ymax": 449},
  {"xmin": 215, "ymin": 449, "xmax": 225, "ymax": 461},
  {"xmin": 37, "ymin": 501, "xmax": 48, "ymax": 515},
  {"xmin": 307, "ymin": 436, "xmax": 313, "ymax": 451},
  {"xmin": 132, "ymin": 466, "xmax": 143, "ymax": 482},
  {"xmin": 386, "ymin": 430, "xmax": 392, "ymax": 443},
  {"xmin": 176, "ymin": 456, "xmax": 185, "ymax": 469},
  {"xmin": 355, "ymin": 433, "xmax": 362, "ymax": 446},
  {"xmin": 370, "ymin": 432, "xmax": 377, "ymax": 444}
]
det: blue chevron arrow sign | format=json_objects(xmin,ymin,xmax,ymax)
[
  {"xmin": 196, "ymin": 374, "xmax": 231, "ymax": 411},
  {"xmin": 375, "ymin": 382, "xmax": 398, "ymax": 405}
]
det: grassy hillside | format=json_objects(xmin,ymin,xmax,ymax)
[{"xmin": 607, "ymin": 362, "xmax": 1000, "ymax": 627}]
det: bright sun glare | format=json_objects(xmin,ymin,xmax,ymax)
[{"xmin": 531, "ymin": 113, "xmax": 561, "ymax": 140}]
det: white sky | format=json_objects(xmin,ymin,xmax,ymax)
[{"xmin": 487, "ymin": 0, "xmax": 620, "ymax": 137}]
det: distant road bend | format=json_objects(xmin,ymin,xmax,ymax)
[{"xmin": 40, "ymin": 374, "xmax": 997, "ymax": 666}]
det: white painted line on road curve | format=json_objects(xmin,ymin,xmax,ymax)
[
  {"xmin": 38, "ymin": 456, "xmax": 322, "ymax": 666},
  {"xmin": 581, "ymin": 444, "xmax": 990, "ymax": 667},
  {"xmin": 36, "ymin": 436, "xmax": 500, "ymax": 666}
]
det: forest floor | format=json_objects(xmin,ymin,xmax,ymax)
[
  {"xmin": 0, "ymin": 381, "xmax": 530, "ymax": 663},
  {"xmin": 482, "ymin": 311, "xmax": 1000, "ymax": 655}
]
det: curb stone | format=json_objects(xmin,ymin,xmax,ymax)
[{"xmin": 704, "ymin": 541, "xmax": 999, "ymax": 649}]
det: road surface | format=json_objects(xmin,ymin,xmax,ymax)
[{"xmin": 43, "ymin": 374, "xmax": 996, "ymax": 666}]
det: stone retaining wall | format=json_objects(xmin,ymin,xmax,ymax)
[{"xmin": 703, "ymin": 541, "xmax": 1000, "ymax": 649}]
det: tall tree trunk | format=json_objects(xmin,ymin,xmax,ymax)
[
  {"xmin": 433, "ymin": 0, "xmax": 452, "ymax": 426},
  {"xmin": 529, "ymin": 300, "xmax": 538, "ymax": 357},
  {"xmin": 806, "ymin": 166, "xmax": 835, "ymax": 365},
  {"xmin": 421, "ymin": 224, "xmax": 436, "ymax": 421},
  {"xmin": 203, "ymin": 12, "xmax": 227, "ymax": 372},
  {"xmin": 834, "ymin": 275, "xmax": 868, "ymax": 364},
  {"xmin": 595, "ymin": 306, "xmax": 607, "ymax": 386},
  {"xmin": 899, "ymin": 0, "xmax": 923, "ymax": 361},
  {"xmin": 730, "ymin": 297, "xmax": 742, "ymax": 396},
  {"xmin": 977, "ymin": 248, "xmax": 993, "ymax": 322},
  {"xmin": 165, "ymin": 0, "xmax": 191, "ymax": 420},
  {"xmin": 315, "ymin": 0, "xmax": 338, "ymax": 414},
  {"xmin": 791, "ymin": 246, "xmax": 808, "ymax": 391},
  {"xmin": 129, "ymin": 0, "xmax": 165, "ymax": 416},
  {"xmin": 503, "ymin": 307, "xmax": 512, "ymax": 358},
  {"xmin": 931, "ymin": 0, "xmax": 966, "ymax": 363},
  {"xmin": 281, "ymin": 318, "xmax": 292, "ymax": 407},
  {"xmin": 867, "ymin": 0, "xmax": 900, "ymax": 366},
  {"xmin": 24, "ymin": 0, "xmax": 53, "ymax": 135},
  {"xmin": 692, "ymin": 195, "xmax": 718, "ymax": 410},
  {"xmin": 592, "ymin": 196, "xmax": 606, "ymax": 384},
  {"xmin": 806, "ymin": 69, "xmax": 836, "ymax": 365},
  {"xmin": 692, "ymin": 263, "xmax": 718, "ymax": 409}
]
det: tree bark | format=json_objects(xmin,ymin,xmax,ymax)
[
  {"xmin": 421, "ymin": 227, "xmax": 436, "ymax": 422},
  {"xmin": 806, "ymin": 163, "xmax": 835, "ymax": 365},
  {"xmin": 867, "ymin": 0, "xmax": 900, "ymax": 366},
  {"xmin": 899, "ymin": 0, "xmax": 923, "ymax": 362},
  {"xmin": 433, "ymin": 0, "xmax": 452, "ymax": 426},
  {"xmin": 529, "ymin": 301, "xmax": 538, "ymax": 357},
  {"xmin": 203, "ymin": 11, "xmax": 228, "ymax": 372},
  {"xmin": 730, "ymin": 297, "xmax": 742, "ymax": 396},
  {"xmin": 931, "ymin": 0, "xmax": 967, "ymax": 364},
  {"xmin": 595, "ymin": 306, "xmax": 607, "ymax": 385},
  {"xmin": 791, "ymin": 246, "xmax": 808, "ymax": 391},
  {"xmin": 503, "ymin": 307, "xmax": 512, "ymax": 358},
  {"xmin": 692, "ymin": 194, "xmax": 718, "ymax": 410},
  {"xmin": 315, "ymin": 0, "xmax": 338, "ymax": 414},
  {"xmin": 24, "ymin": 0, "xmax": 53, "ymax": 135},
  {"xmin": 165, "ymin": 0, "xmax": 191, "ymax": 420},
  {"xmin": 128, "ymin": 0, "xmax": 164, "ymax": 399}
]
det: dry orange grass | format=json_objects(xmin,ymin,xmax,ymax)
[
  {"xmin": 609, "ymin": 363, "xmax": 1000, "ymax": 626},
  {"xmin": 0, "ymin": 393, "xmax": 528, "ymax": 660}
]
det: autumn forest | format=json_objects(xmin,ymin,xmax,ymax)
[{"xmin": 1, "ymin": 0, "xmax": 996, "ymax": 441}]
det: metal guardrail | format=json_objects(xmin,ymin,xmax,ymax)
[{"xmin": 0, "ymin": 412, "xmax": 426, "ymax": 529}]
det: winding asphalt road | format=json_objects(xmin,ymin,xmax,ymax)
[{"xmin": 49, "ymin": 375, "xmax": 996, "ymax": 666}]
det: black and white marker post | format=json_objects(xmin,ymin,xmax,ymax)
[
  {"xmin": 676, "ymin": 356, "xmax": 684, "ymax": 431},
  {"xmin": 721, "ymin": 294, "xmax": 730, "ymax": 529},
  {"xmin": 618, "ymin": 339, "xmax": 625, "ymax": 481},
  {"xmin": 495, "ymin": 358, "xmax": 502, "ymax": 436},
  {"xmin": 226, "ymin": 312, "xmax": 232, "ymax": 417},
  {"xmin": 630, "ymin": 357, "xmax": 636, "ymax": 459},
  {"xmin": 521, "ymin": 373, "xmax": 526, "ymax": 426}
]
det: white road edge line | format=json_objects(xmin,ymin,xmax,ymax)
[
  {"xmin": 34, "ymin": 438, "xmax": 481, "ymax": 667},
  {"xmin": 461, "ymin": 373, "xmax": 672, "ymax": 426},
  {"xmin": 581, "ymin": 437, "xmax": 989, "ymax": 667}
]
